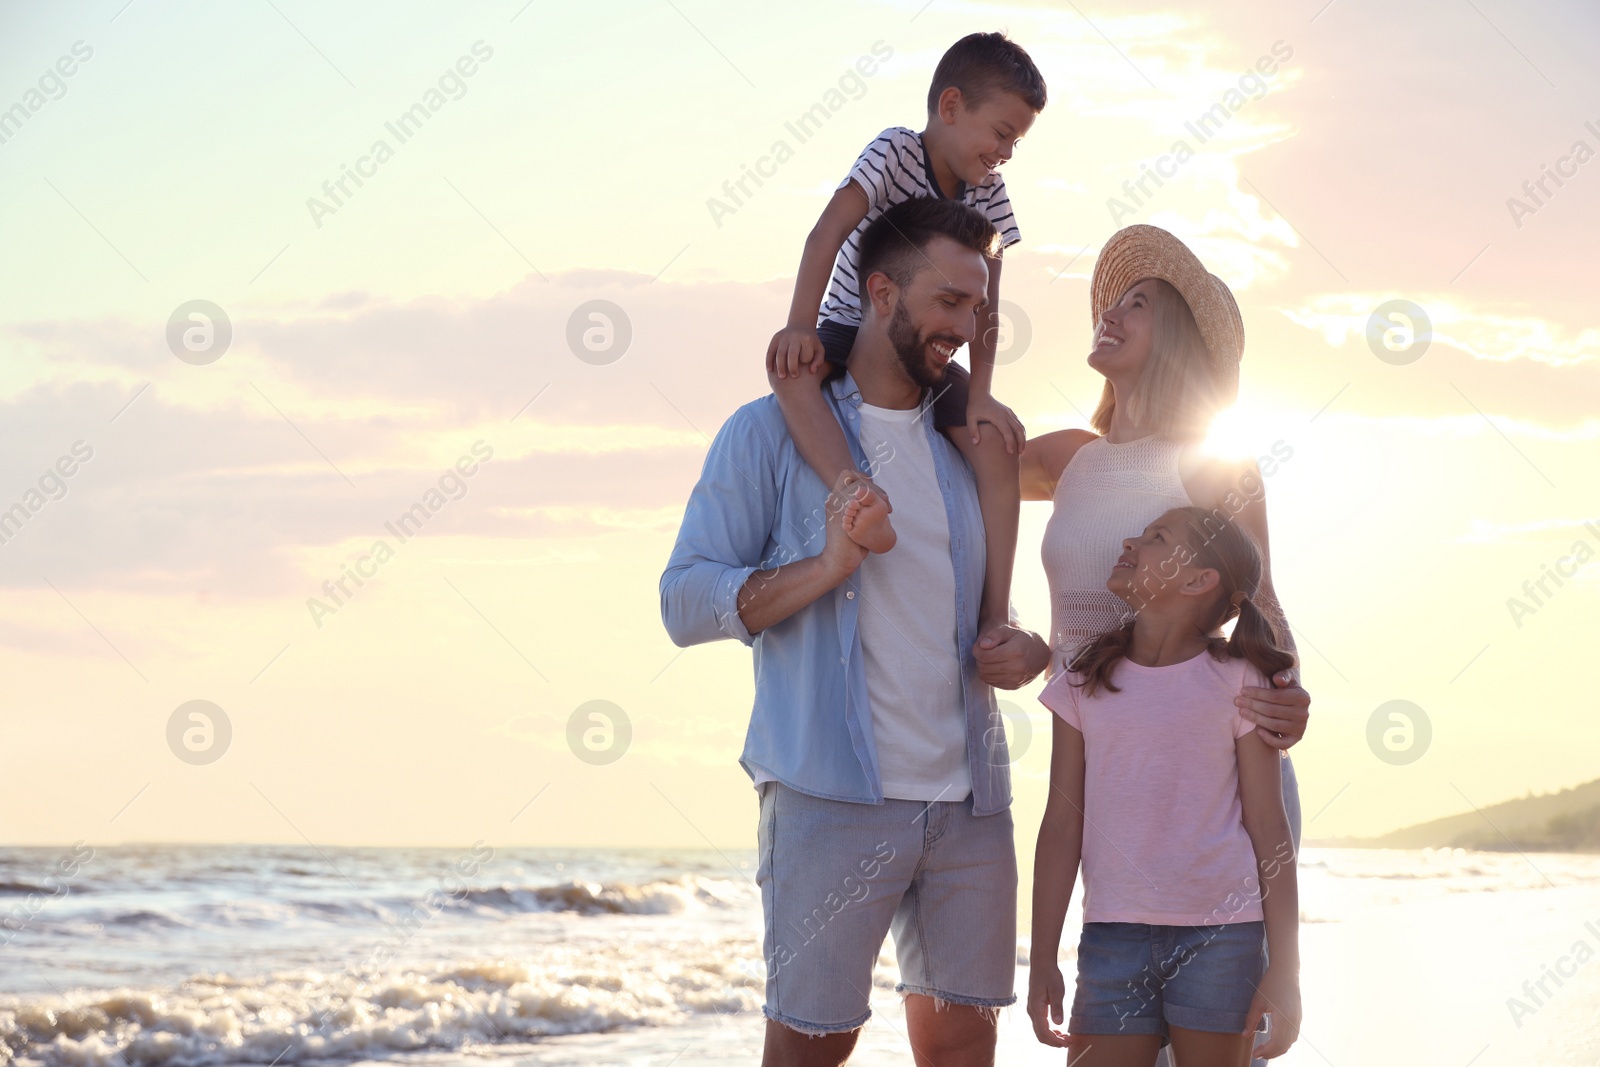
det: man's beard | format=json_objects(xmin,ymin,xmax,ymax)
[{"xmin": 887, "ymin": 298, "xmax": 959, "ymax": 391}]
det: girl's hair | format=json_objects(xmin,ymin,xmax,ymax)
[
  {"xmin": 1089, "ymin": 279, "xmax": 1233, "ymax": 442},
  {"xmin": 1068, "ymin": 506, "xmax": 1295, "ymax": 696}
]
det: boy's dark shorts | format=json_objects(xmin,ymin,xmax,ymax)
[{"xmin": 818, "ymin": 319, "xmax": 969, "ymax": 431}]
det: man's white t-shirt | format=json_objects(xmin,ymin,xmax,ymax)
[
  {"xmin": 853, "ymin": 398, "xmax": 972, "ymax": 802},
  {"xmin": 747, "ymin": 395, "xmax": 977, "ymax": 801}
]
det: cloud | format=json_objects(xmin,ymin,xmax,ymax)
[
  {"xmin": 1036, "ymin": 178, "xmax": 1089, "ymax": 194},
  {"xmin": 1282, "ymin": 294, "xmax": 1600, "ymax": 367},
  {"xmin": 1314, "ymin": 410, "xmax": 1600, "ymax": 442},
  {"xmin": 0, "ymin": 328, "xmax": 728, "ymax": 599},
  {"xmin": 489, "ymin": 504, "xmax": 686, "ymax": 534},
  {"xmin": 1457, "ymin": 516, "xmax": 1600, "ymax": 544},
  {"xmin": 5, "ymin": 270, "xmax": 789, "ymax": 421}
]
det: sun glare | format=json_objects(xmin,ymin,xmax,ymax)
[{"xmin": 1201, "ymin": 399, "xmax": 1278, "ymax": 460}]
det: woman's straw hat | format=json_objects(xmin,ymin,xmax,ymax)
[{"xmin": 1089, "ymin": 224, "xmax": 1245, "ymax": 395}]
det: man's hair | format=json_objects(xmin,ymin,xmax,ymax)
[
  {"xmin": 856, "ymin": 197, "xmax": 999, "ymax": 306},
  {"xmin": 926, "ymin": 32, "xmax": 1047, "ymax": 115}
]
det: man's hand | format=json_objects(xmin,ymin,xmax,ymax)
[
  {"xmin": 973, "ymin": 623, "xmax": 1050, "ymax": 690},
  {"xmin": 766, "ymin": 325, "xmax": 825, "ymax": 380},
  {"xmin": 965, "ymin": 390, "xmax": 1026, "ymax": 454},
  {"xmin": 1236, "ymin": 668, "xmax": 1310, "ymax": 750},
  {"xmin": 734, "ymin": 470, "xmax": 870, "ymax": 637}
]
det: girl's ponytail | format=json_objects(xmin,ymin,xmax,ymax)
[{"xmin": 1224, "ymin": 589, "xmax": 1294, "ymax": 684}]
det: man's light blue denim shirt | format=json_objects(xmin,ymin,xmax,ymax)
[{"xmin": 659, "ymin": 371, "xmax": 1012, "ymax": 816}]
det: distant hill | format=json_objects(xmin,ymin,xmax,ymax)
[{"xmin": 1311, "ymin": 777, "xmax": 1600, "ymax": 852}]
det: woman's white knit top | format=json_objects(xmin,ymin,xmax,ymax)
[{"xmin": 1040, "ymin": 434, "xmax": 1193, "ymax": 668}]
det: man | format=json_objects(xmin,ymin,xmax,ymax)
[{"xmin": 660, "ymin": 197, "xmax": 1051, "ymax": 1067}]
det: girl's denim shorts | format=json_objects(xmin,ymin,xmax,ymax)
[{"xmin": 1070, "ymin": 919, "xmax": 1267, "ymax": 1039}]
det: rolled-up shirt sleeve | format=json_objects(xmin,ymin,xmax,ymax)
[{"xmin": 659, "ymin": 406, "xmax": 779, "ymax": 649}]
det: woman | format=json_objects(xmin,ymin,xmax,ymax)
[{"xmin": 1018, "ymin": 224, "xmax": 1309, "ymax": 1066}]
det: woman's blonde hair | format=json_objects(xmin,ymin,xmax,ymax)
[{"xmin": 1089, "ymin": 278, "xmax": 1234, "ymax": 441}]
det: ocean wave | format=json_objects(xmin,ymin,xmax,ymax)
[
  {"xmin": 459, "ymin": 876, "xmax": 749, "ymax": 916},
  {"xmin": 102, "ymin": 909, "xmax": 190, "ymax": 929},
  {"xmin": 29, "ymin": 877, "xmax": 747, "ymax": 938},
  {"xmin": 0, "ymin": 883, "xmax": 85, "ymax": 897},
  {"xmin": 0, "ymin": 946, "xmax": 765, "ymax": 1067}
]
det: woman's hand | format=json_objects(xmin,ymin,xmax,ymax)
[
  {"xmin": 1026, "ymin": 959, "xmax": 1071, "ymax": 1047},
  {"xmin": 965, "ymin": 390, "xmax": 1026, "ymax": 455},
  {"xmin": 1243, "ymin": 966, "xmax": 1301, "ymax": 1058},
  {"xmin": 1237, "ymin": 668, "xmax": 1310, "ymax": 750}
]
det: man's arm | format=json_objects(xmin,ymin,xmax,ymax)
[
  {"xmin": 736, "ymin": 471, "xmax": 869, "ymax": 634},
  {"xmin": 660, "ymin": 410, "xmax": 867, "ymax": 646},
  {"xmin": 660, "ymin": 408, "xmax": 780, "ymax": 648}
]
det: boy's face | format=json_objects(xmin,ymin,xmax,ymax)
[{"xmin": 937, "ymin": 88, "xmax": 1038, "ymax": 186}]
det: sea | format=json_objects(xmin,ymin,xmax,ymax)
[{"xmin": 2, "ymin": 844, "xmax": 1599, "ymax": 1067}]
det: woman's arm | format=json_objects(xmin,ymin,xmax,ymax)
[
  {"xmin": 1019, "ymin": 428, "xmax": 1096, "ymax": 501},
  {"xmin": 1237, "ymin": 729, "xmax": 1301, "ymax": 1058},
  {"xmin": 1027, "ymin": 715, "xmax": 1085, "ymax": 1048},
  {"xmin": 1184, "ymin": 453, "xmax": 1311, "ymax": 747}
]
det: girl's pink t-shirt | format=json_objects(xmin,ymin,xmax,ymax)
[{"xmin": 1038, "ymin": 649, "xmax": 1267, "ymax": 926}]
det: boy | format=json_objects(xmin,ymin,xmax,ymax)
[{"xmin": 766, "ymin": 31, "xmax": 1046, "ymax": 635}]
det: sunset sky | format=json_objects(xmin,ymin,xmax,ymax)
[{"xmin": 1, "ymin": 0, "xmax": 1597, "ymax": 854}]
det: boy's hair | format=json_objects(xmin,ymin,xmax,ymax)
[
  {"xmin": 927, "ymin": 32, "xmax": 1047, "ymax": 115},
  {"xmin": 856, "ymin": 197, "xmax": 999, "ymax": 306},
  {"xmin": 1090, "ymin": 279, "xmax": 1231, "ymax": 442},
  {"xmin": 1068, "ymin": 507, "xmax": 1295, "ymax": 697}
]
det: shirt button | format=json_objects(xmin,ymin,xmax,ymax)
[
  {"xmin": 846, "ymin": 590, "xmax": 855, "ymax": 599},
  {"xmin": 839, "ymin": 656, "xmax": 847, "ymax": 665}
]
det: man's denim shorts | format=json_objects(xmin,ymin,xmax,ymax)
[
  {"xmin": 756, "ymin": 780, "xmax": 1018, "ymax": 1036},
  {"xmin": 1070, "ymin": 920, "xmax": 1266, "ymax": 1039}
]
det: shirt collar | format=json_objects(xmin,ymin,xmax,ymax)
[
  {"xmin": 829, "ymin": 369, "xmax": 933, "ymax": 414},
  {"xmin": 918, "ymin": 131, "xmax": 965, "ymax": 201},
  {"xmin": 829, "ymin": 370, "xmax": 863, "ymax": 405}
]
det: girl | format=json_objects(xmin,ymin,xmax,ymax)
[{"xmin": 1027, "ymin": 506, "xmax": 1301, "ymax": 1066}]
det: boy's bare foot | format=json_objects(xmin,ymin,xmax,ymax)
[{"xmin": 842, "ymin": 483, "xmax": 896, "ymax": 553}]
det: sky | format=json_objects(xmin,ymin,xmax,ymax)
[{"xmin": 1, "ymin": 0, "xmax": 1597, "ymax": 853}]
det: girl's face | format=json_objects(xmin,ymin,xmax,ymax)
[
  {"xmin": 1107, "ymin": 509, "xmax": 1211, "ymax": 609},
  {"xmin": 1088, "ymin": 279, "xmax": 1158, "ymax": 380}
]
